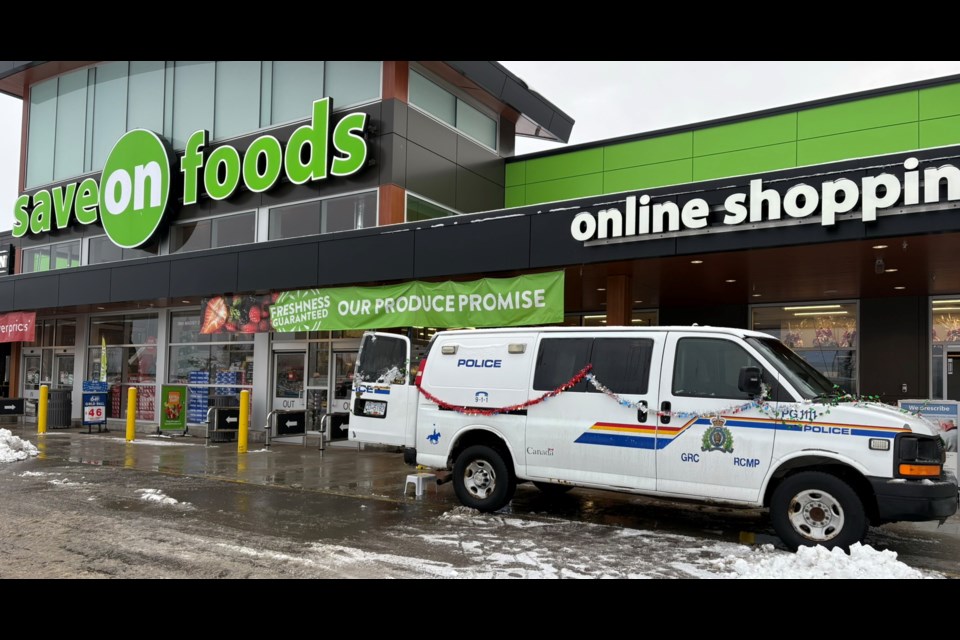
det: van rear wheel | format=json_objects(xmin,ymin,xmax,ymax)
[
  {"xmin": 770, "ymin": 471, "xmax": 867, "ymax": 551},
  {"xmin": 453, "ymin": 445, "xmax": 515, "ymax": 512}
]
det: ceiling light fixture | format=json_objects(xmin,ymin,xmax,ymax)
[
  {"xmin": 690, "ymin": 259, "xmax": 703, "ymax": 264},
  {"xmin": 884, "ymin": 268, "xmax": 898, "ymax": 273},
  {"xmin": 894, "ymin": 286, "xmax": 906, "ymax": 290},
  {"xmin": 872, "ymin": 244, "xmax": 888, "ymax": 249},
  {"xmin": 783, "ymin": 304, "xmax": 842, "ymax": 311},
  {"xmin": 725, "ymin": 279, "xmax": 736, "ymax": 283}
]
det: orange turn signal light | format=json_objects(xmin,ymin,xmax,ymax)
[{"xmin": 899, "ymin": 464, "xmax": 941, "ymax": 477}]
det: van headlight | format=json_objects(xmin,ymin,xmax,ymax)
[{"xmin": 895, "ymin": 434, "xmax": 945, "ymax": 478}]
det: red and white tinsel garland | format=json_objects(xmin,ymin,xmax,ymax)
[{"xmin": 416, "ymin": 364, "xmax": 593, "ymax": 416}]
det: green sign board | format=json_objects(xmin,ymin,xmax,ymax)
[
  {"xmin": 160, "ymin": 385, "xmax": 188, "ymax": 432},
  {"xmin": 269, "ymin": 271, "xmax": 565, "ymax": 332},
  {"xmin": 13, "ymin": 97, "xmax": 369, "ymax": 249}
]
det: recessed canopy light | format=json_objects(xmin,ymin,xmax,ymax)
[
  {"xmin": 725, "ymin": 279, "xmax": 736, "ymax": 283},
  {"xmin": 633, "ymin": 300, "xmax": 643, "ymax": 304},
  {"xmin": 824, "ymin": 289, "xmax": 838, "ymax": 294},
  {"xmin": 96, "ymin": 306, "xmax": 105, "ymax": 310},
  {"xmin": 872, "ymin": 244, "xmax": 888, "ymax": 249},
  {"xmin": 597, "ymin": 287, "xmax": 606, "ymax": 292},
  {"xmin": 884, "ymin": 268, "xmax": 898, "ymax": 273},
  {"xmin": 894, "ymin": 286, "xmax": 906, "ymax": 290},
  {"xmin": 182, "ymin": 300, "xmax": 192, "ymax": 304},
  {"xmin": 752, "ymin": 293, "xmax": 762, "ymax": 298},
  {"xmin": 690, "ymin": 260, "xmax": 703, "ymax": 264}
]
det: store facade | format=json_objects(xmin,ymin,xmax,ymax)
[{"xmin": 2, "ymin": 60, "xmax": 960, "ymax": 435}]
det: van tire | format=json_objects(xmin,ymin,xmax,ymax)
[
  {"xmin": 770, "ymin": 471, "xmax": 867, "ymax": 551},
  {"xmin": 533, "ymin": 481, "xmax": 573, "ymax": 495},
  {"xmin": 453, "ymin": 445, "xmax": 515, "ymax": 512}
]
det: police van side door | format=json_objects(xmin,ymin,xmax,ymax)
[
  {"xmin": 349, "ymin": 332, "xmax": 414, "ymax": 447},
  {"xmin": 655, "ymin": 333, "xmax": 776, "ymax": 503},
  {"xmin": 524, "ymin": 332, "xmax": 665, "ymax": 491}
]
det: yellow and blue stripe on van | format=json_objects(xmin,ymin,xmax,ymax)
[{"xmin": 573, "ymin": 416, "xmax": 908, "ymax": 449}]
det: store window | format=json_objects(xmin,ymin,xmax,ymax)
[
  {"xmin": 168, "ymin": 311, "xmax": 253, "ymax": 425},
  {"xmin": 91, "ymin": 61, "xmax": 128, "ymax": 170},
  {"xmin": 268, "ymin": 191, "xmax": 377, "ymax": 240},
  {"xmin": 23, "ymin": 319, "xmax": 77, "ymax": 396},
  {"xmin": 25, "ymin": 61, "xmax": 383, "ymax": 188},
  {"xmin": 751, "ymin": 302, "xmax": 858, "ymax": 393},
  {"xmin": 407, "ymin": 193, "xmax": 458, "ymax": 222},
  {"xmin": 170, "ymin": 212, "xmax": 256, "ymax": 254},
  {"xmin": 214, "ymin": 61, "xmax": 261, "ymax": 140},
  {"xmin": 929, "ymin": 297, "xmax": 960, "ymax": 399},
  {"xmin": 409, "ymin": 69, "xmax": 497, "ymax": 151},
  {"xmin": 172, "ymin": 61, "xmax": 215, "ymax": 149},
  {"xmin": 53, "ymin": 68, "xmax": 87, "ymax": 181},
  {"xmin": 564, "ymin": 310, "xmax": 658, "ymax": 327},
  {"xmin": 26, "ymin": 77, "xmax": 57, "ymax": 186},
  {"xmin": 88, "ymin": 314, "xmax": 159, "ymax": 421},
  {"xmin": 21, "ymin": 240, "xmax": 81, "ymax": 273},
  {"xmin": 88, "ymin": 236, "xmax": 159, "ymax": 265}
]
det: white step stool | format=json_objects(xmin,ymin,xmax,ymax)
[{"xmin": 404, "ymin": 472, "xmax": 437, "ymax": 497}]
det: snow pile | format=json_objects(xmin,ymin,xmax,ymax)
[
  {"xmin": 0, "ymin": 428, "xmax": 39, "ymax": 463},
  {"xmin": 136, "ymin": 488, "xmax": 185, "ymax": 506},
  {"xmin": 722, "ymin": 543, "xmax": 937, "ymax": 579}
]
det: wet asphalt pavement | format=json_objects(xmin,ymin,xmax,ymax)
[{"xmin": 1, "ymin": 423, "xmax": 958, "ymax": 578}]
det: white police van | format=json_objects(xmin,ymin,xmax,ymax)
[{"xmin": 349, "ymin": 326, "xmax": 958, "ymax": 550}]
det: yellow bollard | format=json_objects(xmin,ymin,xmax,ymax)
[
  {"xmin": 37, "ymin": 384, "xmax": 48, "ymax": 435},
  {"xmin": 126, "ymin": 387, "xmax": 137, "ymax": 442},
  {"xmin": 238, "ymin": 389, "xmax": 249, "ymax": 454}
]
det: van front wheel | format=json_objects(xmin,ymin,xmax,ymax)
[
  {"xmin": 770, "ymin": 471, "xmax": 867, "ymax": 551},
  {"xmin": 453, "ymin": 445, "xmax": 515, "ymax": 512}
]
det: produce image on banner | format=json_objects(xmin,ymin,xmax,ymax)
[
  {"xmin": 270, "ymin": 271, "xmax": 564, "ymax": 332},
  {"xmin": 200, "ymin": 294, "xmax": 276, "ymax": 334}
]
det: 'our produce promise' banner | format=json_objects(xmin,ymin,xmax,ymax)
[{"xmin": 270, "ymin": 271, "xmax": 564, "ymax": 332}]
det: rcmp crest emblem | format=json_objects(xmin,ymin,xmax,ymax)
[{"xmin": 701, "ymin": 416, "xmax": 734, "ymax": 453}]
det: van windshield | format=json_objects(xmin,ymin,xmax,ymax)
[{"xmin": 746, "ymin": 336, "xmax": 842, "ymax": 400}]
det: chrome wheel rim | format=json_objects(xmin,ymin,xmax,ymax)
[
  {"xmin": 787, "ymin": 489, "xmax": 845, "ymax": 542},
  {"xmin": 463, "ymin": 459, "xmax": 496, "ymax": 500}
]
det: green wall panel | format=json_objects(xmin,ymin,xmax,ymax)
[
  {"xmin": 603, "ymin": 132, "xmax": 691, "ymax": 171},
  {"xmin": 920, "ymin": 115, "xmax": 960, "ymax": 148},
  {"xmin": 525, "ymin": 173, "xmax": 604, "ymax": 205},
  {"xmin": 505, "ymin": 185, "xmax": 526, "ymax": 207},
  {"xmin": 920, "ymin": 83, "xmax": 960, "ymax": 120},
  {"xmin": 693, "ymin": 114, "xmax": 796, "ymax": 156},
  {"xmin": 603, "ymin": 159, "xmax": 692, "ymax": 194},
  {"xmin": 693, "ymin": 142, "xmax": 797, "ymax": 181},
  {"xmin": 798, "ymin": 91, "xmax": 918, "ymax": 139},
  {"xmin": 797, "ymin": 123, "xmax": 918, "ymax": 166},
  {"xmin": 505, "ymin": 161, "xmax": 526, "ymax": 187},
  {"xmin": 525, "ymin": 148, "xmax": 603, "ymax": 183}
]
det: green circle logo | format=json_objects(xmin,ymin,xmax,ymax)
[{"xmin": 99, "ymin": 129, "xmax": 171, "ymax": 249}]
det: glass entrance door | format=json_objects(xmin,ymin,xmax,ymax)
[
  {"xmin": 273, "ymin": 352, "xmax": 306, "ymax": 412},
  {"xmin": 329, "ymin": 350, "xmax": 357, "ymax": 440},
  {"xmin": 54, "ymin": 354, "xmax": 74, "ymax": 389}
]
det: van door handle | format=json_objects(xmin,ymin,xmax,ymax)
[
  {"xmin": 660, "ymin": 401, "xmax": 671, "ymax": 424},
  {"xmin": 637, "ymin": 401, "xmax": 648, "ymax": 423}
]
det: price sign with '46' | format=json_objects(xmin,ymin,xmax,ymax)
[{"xmin": 83, "ymin": 392, "xmax": 107, "ymax": 426}]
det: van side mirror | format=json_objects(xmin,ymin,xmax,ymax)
[{"xmin": 738, "ymin": 366, "xmax": 763, "ymax": 396}]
